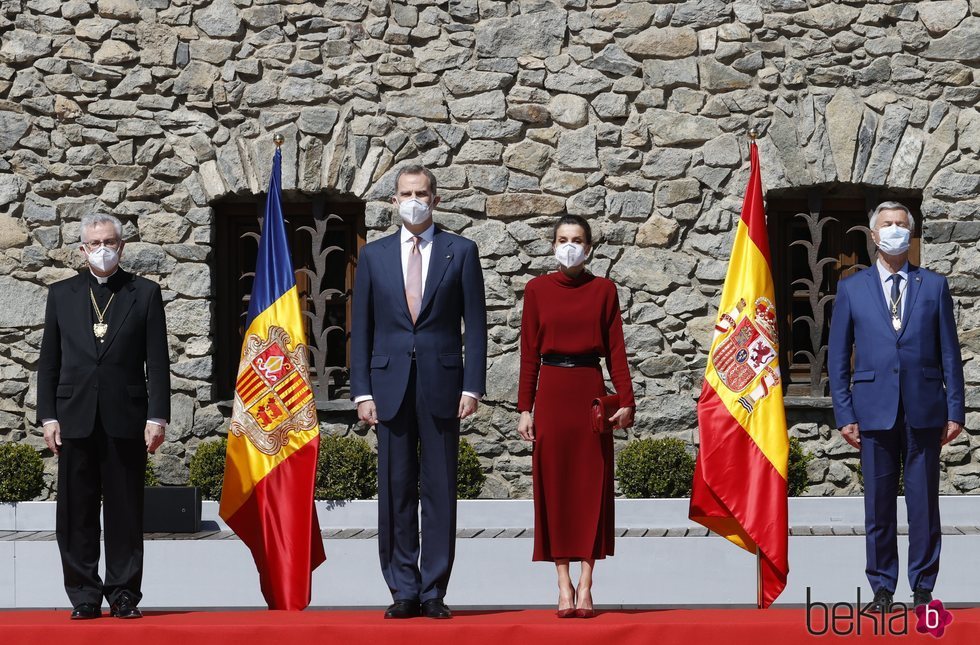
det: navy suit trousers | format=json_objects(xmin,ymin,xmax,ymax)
[
  {"xmin": 860, "ymin": 404, "xmax": 942, "ymax": 595},
  {"xmin": 377, "ymin": 362, "xmax": 460, "ymax": 602}
]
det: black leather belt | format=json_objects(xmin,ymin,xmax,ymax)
[{"xmin": 540, "ymin": 353, "xmax": 600, "ymax": 368}]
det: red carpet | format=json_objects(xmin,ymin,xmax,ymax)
[{"xmin": 1, "ymin": 608, "xmax": 977, "ymax": 644}]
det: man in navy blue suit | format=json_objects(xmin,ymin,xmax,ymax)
[
  {"xmin": 828, "ymin": 201, "xmax": 964, "ymax": 612},
  {"xmin": 351, "ymin": 165, "xmax": 487, "ymax": 619}
]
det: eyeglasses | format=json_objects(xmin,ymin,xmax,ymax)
[{"xmin": 83, "ymin": 238, "xmax": 121, "ymax": 251}]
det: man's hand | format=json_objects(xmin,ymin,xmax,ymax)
[
  {"xmin": 610, "ymin": 407, "xmax": 635, "ymax": 430},
  {"xmin": 145, "ymin": 422, "xmax": 165, "ymax": 454},
  {"xmin": 357, "ymin": 400, "xmax": 379, "ymax": 426},
  {"xmin": 43, "ymin": 422, "xmax": 62, "ymax": 455},
  {"xmin": 841, "ymin": 423, "xmax": 860, "ymax": 449},
  {"xmin": 458, "ymin": 395, "xmax": 478, "ymax": 419},
  {"xmin": 942, "ymin": 421, "xmax": 964, "ymax": 446},
  {"xmin": 518, "ymin": 411, "xmax": 534, "ymax": 442}
]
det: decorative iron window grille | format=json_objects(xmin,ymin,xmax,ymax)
[
  {"xmin": 767, "ymin": 190, "xmax": 921, "ymax": 401},
  {"xmin": 214, "ymin": 197, "xmax": 365, "ymax": 409}
]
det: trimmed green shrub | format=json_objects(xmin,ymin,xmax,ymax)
[
  {"xmin": 787, "ymin": 437, "xmax": 812, "ymax": 497},
  {"xmin": 0, "ymin": 443, "xmax": 45, "ymax": 502},
  {"xmin": 144, "ymin": 459, "xmax": 160, "ymax": 487},
  {"xmin": 616, "ymin": 438, "xmax": 695, "ymax": 498},
  {"xmin": 189, "ymin": 438, "xmax": 227, "ymax": 501},
  {"xmin": 457, "ymin": 438, "xmax": 485, "ymax": 500},
  {"xmin": 316, "ymin": 435, "xmax": 377, "ymax": 500}
]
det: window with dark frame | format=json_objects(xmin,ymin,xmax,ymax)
[
  {"xmin": 214, "ymin": 197, "xmax": 366, "ymax": 409},
  {"xmin": 767, "ymin": 189, "xmax": 922, "ymax": 400}
]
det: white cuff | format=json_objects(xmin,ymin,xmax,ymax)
[
  {"xmin": 462, "ymin": 392, "xmax": 482, "ymax": 401},
  {"xmin": 42, "ymin": 418, "xmax": 58, "ymax": 427},
  {"xmin": 147, "ymin": 418, "xmax": 167, "ymax": 429},
  {"xmin": 353, "ymin": 395, "xmax": 374, "ymax": 404}
]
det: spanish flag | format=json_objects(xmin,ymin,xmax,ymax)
[
  {"xmin": 219, "ymin": 146, "xmax": 325, "ymax": 610},
  {"xmin": 689, "ymin": 141, "xmax": 789, "ymax": 608}
]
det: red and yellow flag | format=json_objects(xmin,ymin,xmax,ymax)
[
  {"xmin": 219, "ymin": 147, "xmax": 325, "ymax": 610},
  {"xmin": 689, "ymin": 141, "xmax": 789, "ymax": 608}
]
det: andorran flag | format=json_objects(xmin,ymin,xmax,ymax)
[
  {"xmin": 689, "ymin": 141, "xmax": 789, "ymax": 608},
  {"xmin": 219, "ymin": 145, "xmax": 325, "ymax": 610}
]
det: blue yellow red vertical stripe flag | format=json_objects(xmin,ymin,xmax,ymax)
[
  {"xmin": 219, "ymin": 145, "xmax": 325, "ymax": 610},
  {"xmin": 689, "ymin": 141, "xmax": 790, "ymax": 608}
]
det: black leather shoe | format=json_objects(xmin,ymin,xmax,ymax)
[
  {"xmin": 109, "ymin": 593, "xmax": 142, "ymax": 619},
  {"xmin": 421, "ymin": 598, "xmax": 452, "ymax": 619},
  {"xmin": 384, "ymin": 599, "xmax": 421, "ymax": 619},
  {"xmin": 913, "ymin": 589, "xmax": 933, "ymax": 608},
  {"xmin": 867, "ymin": 589, "xmax": 895, "ymax": 613},
  {"xmin": 70, "ymin": 603, "xmax": 101, "ymax": 620}
]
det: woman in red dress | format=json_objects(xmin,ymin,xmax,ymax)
[{"xmin": 517, "ymin": 215, "xmax": 635, "ymax": 618}]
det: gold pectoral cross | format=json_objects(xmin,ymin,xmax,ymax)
[{"xmin": 90, "ymin": 288, "xmax": 114, "ymax": 343}]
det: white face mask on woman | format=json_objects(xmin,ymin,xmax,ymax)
[
  {"xmin": 86, "ymin": 245, "xmax": 120, "ymax": 273},
  {"xmin": 876, "ymin": 224, "xmax": 911, "ymax": 256},
  {"xmin": 554, "ymin": 242, "xmax": 587, "ymax": 268},
  {"xmin": 398, "ymin": 198, "xmax": 431, "ymax": 226}
]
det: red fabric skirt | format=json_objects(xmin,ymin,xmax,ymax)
[{"xmin": 531, "ymin": 364, "xmax": 615, "ymax": 562}]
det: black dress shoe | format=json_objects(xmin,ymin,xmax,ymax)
[
  {"xmin": 421, "ymin": 598, "xmax": 452, "ymax": 619},
  {"xmin": 70, "ymin": 603, "xmax": 101, "ymax": 620},
  {"xmin": 109, "ymin": 593, "xmax": 143, "ymax": 619},
  {"xmin": 384, "ymin": 599, "xmax": 421, "ymax": 619},
  {"xmin": 913, "ymin": 589, "xmax": 933, "ymax": 608},
  {"xmin": 867, "ymin": 589, "xmax": 895, "ymax": 613}
]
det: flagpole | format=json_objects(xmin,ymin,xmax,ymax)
[
  {"xmin": 757, "ymin": 550, "xmax": 763, "ymax": 609},
  {"xmin": 748, "ymin": 125, "xmax": 762, "ymax": 611}
]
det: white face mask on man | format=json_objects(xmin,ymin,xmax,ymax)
[
  {"xmin": 85, "ymin": 245, "xmax": 120, "ymax": 273},
  {"xmin": 876, "ymin": 224, "xmax": 911, "ymax": 256},
  {"xmin": 554, "ymin": 242, "xmax": 587, "ymax": 268},
  {"xmin": 398, "ymin": 198, "xmax": 432, "ymax": 227}
]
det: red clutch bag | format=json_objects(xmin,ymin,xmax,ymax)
[{"xmin": 591, "ymin": 395, "xmax": 620, "ymax": 434}]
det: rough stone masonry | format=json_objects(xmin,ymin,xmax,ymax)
[{"xmin": 0, "ymin": 0, "xmax": 978, "ymax": 499}]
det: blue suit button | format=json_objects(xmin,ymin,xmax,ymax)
[{"xmin": 893, "ymin": 368, "xmax": 898, "ymax": 373}]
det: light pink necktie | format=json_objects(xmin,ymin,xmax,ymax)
[{"xmin": 406, "ymin": 236, "xmax": 422, "ymax": 322}]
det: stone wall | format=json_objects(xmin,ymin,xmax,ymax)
[{"xmin": 0, "ymin": 0, "xmax": 978, "ymax": 499}]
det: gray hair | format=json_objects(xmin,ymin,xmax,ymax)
[
  {"xmin": 80, "ymin": 213, "xmax": 123, "ymax": 242},
  {"xmin": 394, "ymin": 164, "xmax": 438, "ymax": 196},
  {"xmin": 869, "ymin": 201, "xmax": 915, "ymax": 230}
]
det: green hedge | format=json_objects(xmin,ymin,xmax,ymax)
[
  {"xmin": 457, "ymin": 438, "xmax": 485, "ymax": 500},
  {"xmin": 787, "ymin": 437, "xmax": 812, "ymax": 497},
  {"xmin": 0, "ymin": 443, "xmax": 45, "ymax": 502},
  {"xmin": 189, "ymin": 438, "xmax": 227, "ymax": 501},
  {"xmin": 316, "ymin": 435, "xmax": 377, "ymax": 500},
  {"xmin": 616, "ymin": 438, "xmax": 695, "ymax": 498}
]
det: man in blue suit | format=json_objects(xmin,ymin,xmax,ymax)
[
  {"xmin": 828, "ymin": 201, "xmax": 964, "ymax": 612},
  {"xmin": 351, "ymin": 165, "xmax": 487, "ymax": 619}
]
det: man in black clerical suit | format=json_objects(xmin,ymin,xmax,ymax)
[{"xmin": 37, "ymin": 213, "xmax": 170, "ymax": 620}]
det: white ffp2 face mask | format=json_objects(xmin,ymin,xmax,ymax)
[
  {"xmin": 555, "ymin": 242, "xmax": 587, "ymax": 268},
  {"xmin": 85, "ymin": 246, "xmax": 120, "ymax": 273},
  {"xmin": 398, "ymin": 198, "xmax": 432, "ymax": 226},
  {"xmin": 877, "ymin": 224, "xmax": 911, "ymax": 256}
]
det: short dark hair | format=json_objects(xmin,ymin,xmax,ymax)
[
  {"xmin": 552, "ymin": 214, "xmax": 592, "ymax": 245},
  {"xmin": 394, "ymin": 164, "xmax": 438, "ymax": 196}
]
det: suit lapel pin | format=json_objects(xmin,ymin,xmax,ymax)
[{"xmin": 445, "ymin": 254, "xmax": 452, "ymax": 259}]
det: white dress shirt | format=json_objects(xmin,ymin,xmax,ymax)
[
  {"xmin": 876, "ymin": 258, "xmax": 909, "ymax": 325},
  {"xmin": 355, "ymin": 224, "xmax": 480, "ymax": 405},
  {"xmin": 42, "ymin": 269, "xmax": 166, "ymax": 430}
]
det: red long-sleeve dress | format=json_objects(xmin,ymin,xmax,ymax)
[{"xmin": 518, "ymin": 271, "xmax": 635, "ymax": 561}]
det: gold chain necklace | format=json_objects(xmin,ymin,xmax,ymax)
[{"xmin": 89, "ymin": 288, "xmax": 115, "ymax": 342}]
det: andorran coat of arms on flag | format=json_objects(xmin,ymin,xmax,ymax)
[
  {"xmin": 710, "ymin": 297, "xmax": 781, "ymax": 415},
  {"xmin": 230, "ymin": 325, "xmax": 318, "ymax": 456}
]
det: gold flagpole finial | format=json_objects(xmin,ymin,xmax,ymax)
[
  {"xmin": 273, "ymin": 133, "xmax": 284, "ymax": 148},
  {"xmin": 748, "ymin": 128, "xmax": 759, "ymax": 141}
]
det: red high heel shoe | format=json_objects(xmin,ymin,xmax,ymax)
[{"xmin": 556, "ymin": 589, "xmax": 576, "ymax": 618}]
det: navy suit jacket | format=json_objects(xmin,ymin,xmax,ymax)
[
  {"xmin": 350, "ymin": 226, "xmax": 487, "ymax": 421},
  {"xmin": 828, "ymin": 264, "xmax": 964, "ymax": 431}
]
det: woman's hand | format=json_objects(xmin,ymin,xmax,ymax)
[
  {"xmin": 518, "ymin": 411, "xmax": 535, "ymax": 442},
  {"xmin": 610, "ymin": 407, "xmax": 634, "ymax": 430}
]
